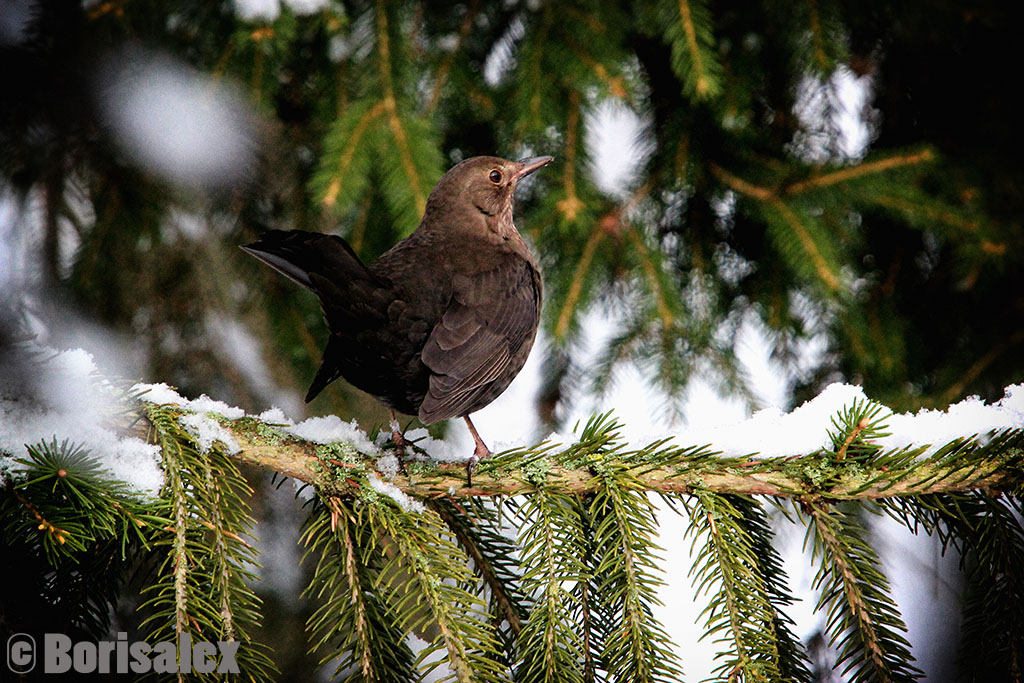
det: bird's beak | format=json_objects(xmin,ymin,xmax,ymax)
[{"xmin": 513, "ymin": 156, "xmax": 554, "ymax": 180}]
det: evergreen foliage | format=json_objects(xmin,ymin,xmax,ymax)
[
  {"xmin": 140, "ymin": 405, "xmax": 278, "ymax": 680},
  {"xmin": 2, "ymin": 0, "xmax": 1024, "ymax": 680},
  {"xmin": 4, "ymin": 0, "xmax": 1019, "ymax": 419},
  {"xmin": 6, "ymin": 391, "xmax": 1022, "ymax": 680},
  {"xmin": 686, "ymin": 491, "xmax": 811, "ymax": 681},
  {"xmin": 1, "ymin": 438, "xmax": 164, "ymax": 639},
  {"xmin": 802, "ymin": 500, "xmax": 920, "ymax": 683},
  {"xmin": 302, "ymin": 495, "xmax": 417, "ymax": 682},
  {"xmin": 885, "ymin": 492, "xmax": 1024, "ymax": 682}
]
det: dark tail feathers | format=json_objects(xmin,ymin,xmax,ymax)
[
  {"xmin": 242, "ymin": 230, "xmax": 376, "ymax": 403},
  {"xmin": 241, "ymin": 229, "xmax": 374, "ymax": 292},
  {"xmin": 304, "ymin": 336, "xmax": 344, "ymax": 403}
]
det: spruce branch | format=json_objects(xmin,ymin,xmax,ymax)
[
  {"xmin": 782, "ymin": 149, "xmax": 936, "ymax": 196},
  {"xmin": 574, "ymin": 494, "xmax": 604, "ymax": 683},
  {"xmin": 709, "ymin": 148, "xmax": 939, "ymax": 201},
  {"xmin": 827, "ymin": 399, "xmax": 889, "ymax": 461},
  {"xmin": 708, "ymin": 163, "xmax": 844, "ymax": 294},
  {"xmin": 763, "ymin": 199, "xmax": 843, "ymax": 293},
  {"xmin": 5, "ymin": 439, "xmax": 161, "ymax": 561},
  {"xmin": 301, "ymin": 497, "xmax": 415, "ymax": 681},
  {"xmin": 686, "ymin": 491, "xmax": 811, "ymax": 681},
  {"xmin": 316, "ymin": 99, "xmax": 387, "ymax": 208},
  {"xmin": 656, "ymin": 0, "xmax": 723, "ymax": 99},
  {"xmin": 515, "ymin": 485, "xmax": 588, "ymax": 683},
  {"xmin": 629, "ymin": 228, "xmax": 678, "ymax": 330},
  {"xmin": 805, "ymin": 0, "xmax": 835, "ymax": 72},
  {"xmin": 128, "ymin": 403, "xmax": 1022, "ymax": 682},
  {"xmin": 207, "ymin": 410, "xmax": 1024, "ymax": 501},
  {"xmin": 590, "ymin": 474, "xmax": 683, "ymax": 682},
  {"xmin": 870, "ymin": 192, "xmax": 980, "ymax": 234},
  {"xmin": 802, "ymin": 499, "xmax": 921, "ymax": 683},
  {"xmin": 1, "ymin": 439, "xmax": 166, "ymax": 637},
  {"xmin": 555, "ymin": 90, "xmax": 585, "ymax": 222},
  {"xmin": 553, "ymin": 225, "xmax": 606, "ymax": 342},
  {"xmin": 139, "ymin": 405, "xmax": 276, "ymax": 681},
  {"xmin": 883, "ymin": 491, "xmax": 1024, "ymax": 680},
  {"xmin": 430, "ymin": 499, "xmax": 528, "ymax": 640},
  {"xmin": 516, "ymin": 3, "xmax": 556, "ymax": 135},
  {"xmin": 425, "ymin": 0, "xmax": 481, "ymax": 114}
]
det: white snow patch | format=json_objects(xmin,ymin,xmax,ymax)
[
  {"xmin": 404, "ymin": 427, "xmax": 472, "ymax": 464},
  {"xmin": 661, "ymin": 382, "xmax": 868, "ymax": 457},
  {"xmin": 233, "ymin": 0, "xmax": 329, "ymax": 21},
  {"xmin": 234, "ymin": 0, "xmax": 280, "ymax": 21},
  {"xmin": 286, "ymin": 415, "xmax": 379, "ymax": 455},
  {"xmin": 656, "ymin": 382, "xmax": 1023, "ymax": 458},
  {"xmin": 256, "ymin": 406, "xmax": 294, "ymax": 425},
  {"xmin": 134, "ymin": 382, "xmax": 246, "ymax": 419},
  {"xmin": 185, "ymin": 395, "xmax": 246, "ymax": 419},
  {"xmin": 367, "ymin": 473, "xmax": 425, "ymax": 514},
  {"xmin": 95, "ymin": 47, "xmax": 254, "ymax": 190},
  {"xmin": 91, "ymin": 438, "xmax": 165, "ymax": 496},
  {"xmin": 876, "ymin": 384, "xmax": 1024, "ymax": 454},
  {"xmin": 376, "ymin": 454, "xmax": 401, "ymax": 480},
  {"xmin": 179, "ymin": 413, "xmax": 241, "ymax": 455},
  {"xmin": 586, "ymin": 100, "xmax": 648, "ymax": 199},
  {"xmin": 1, "ymin": 346, "xmax": 163, "ymax": 497},
  {"xmin": 132, "ymin": 382, "xmax": 187, "ymax": 406}
]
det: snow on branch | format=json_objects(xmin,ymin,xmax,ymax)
[
  {"xmin": 3, "ymin": 343, "xmax": 1022, "ymax": 503},
  {"xmin": 136, "ymin": 381, "xmax": 1023, "ymax": 502}
]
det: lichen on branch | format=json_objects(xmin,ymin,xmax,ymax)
[{"xmin": 144, "ymin": 405, "xmax": 1024, "ymax": 504}]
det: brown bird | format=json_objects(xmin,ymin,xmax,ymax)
[{"xmin": 242, "ymin": 155, "xmax": 552, "ymax": 476}]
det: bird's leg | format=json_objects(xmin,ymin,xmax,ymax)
[
  {"xmin": 390, "ymin": 409, "xmax": 409, "ymax": 475},
  {"xmin": 463, "ymin": 415, "xmax": 492, "ymax": 487}
]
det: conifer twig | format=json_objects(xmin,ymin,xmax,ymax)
[
  {"xmin": 554, "ymin": 227, "xmax": 605, "ymax": 341},
  {"xmin": 215, "ymin": 415, "xmax": 1022, "ymax": 500},
  {"xmin": 429, "ymin": 501, "xmax": 524, "ymax": 636},
  {"xmin": 783, "ymin": 149, "xmax": 935, "ymax": 196},
  {"xmin": 426, "ymin": 0, "xmax": 480, "ymax": 113}
]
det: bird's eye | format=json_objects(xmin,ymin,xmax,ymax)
[{"xmin": 489, "ymin": 169, "xmax": 503, "ymax": 184}]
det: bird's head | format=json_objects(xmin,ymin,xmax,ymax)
[{"xmin": 424, "ymin": 155, "xmax": 554, "ymax": 225}]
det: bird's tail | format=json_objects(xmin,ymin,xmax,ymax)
[
  {"xmin": 303, "ymin": 335, "xmax": 345, "ymax": 403},
  {"xmin": 241, "ymin": 229, "xmax": 380, "ymax": 403},
  {"xmin": 240, "ymin": 229, "xmax": 373, "ymax": 292}
]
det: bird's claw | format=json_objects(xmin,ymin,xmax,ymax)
[{"xmin": 390, "ymin": 416, "xmax": 410, "ymax": 475}]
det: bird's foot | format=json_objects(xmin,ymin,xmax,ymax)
[
  {"xmin": 465, "ymin": 439, "xmax": 491, "ymax": 488},
  {"xmin": 391, "ymin": 428, "xmax": 411, "ymax": 454},
  {"xmin": 390, "ymin": 414, "xmax": 409, "ymax": 475},
  {"xmin": 462, "ymin": 416, "xmax": 492, "ymax": 487}
]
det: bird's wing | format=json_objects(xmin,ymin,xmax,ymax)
[{"xmin": 417, "ymin": 260, "xmax": 540, "ymax": 423}]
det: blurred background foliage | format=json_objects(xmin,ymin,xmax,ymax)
[
  {"xmin": 2, "ymin": 0, "xmax": 1022, "ymax": 430},
  {"xmin": 2, "ymin": 1, "xmax": 1022, "ymax": 680}
]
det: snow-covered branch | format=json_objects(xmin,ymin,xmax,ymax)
[
  {"xmin": 212, "ymin": 412, "xmax": 1021, "ymax": 500},
  {"xmin": 3, "ymin": 346, "xmax": 1022, "ymax": 506},
  {"xmin": 136, "ymin": 385, "xmax": 1024, "ymax": 504}
]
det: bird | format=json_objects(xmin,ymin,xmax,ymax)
[{"xmin": 242, "ymin": 155, "xmax": 552, "ymax": 481}]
